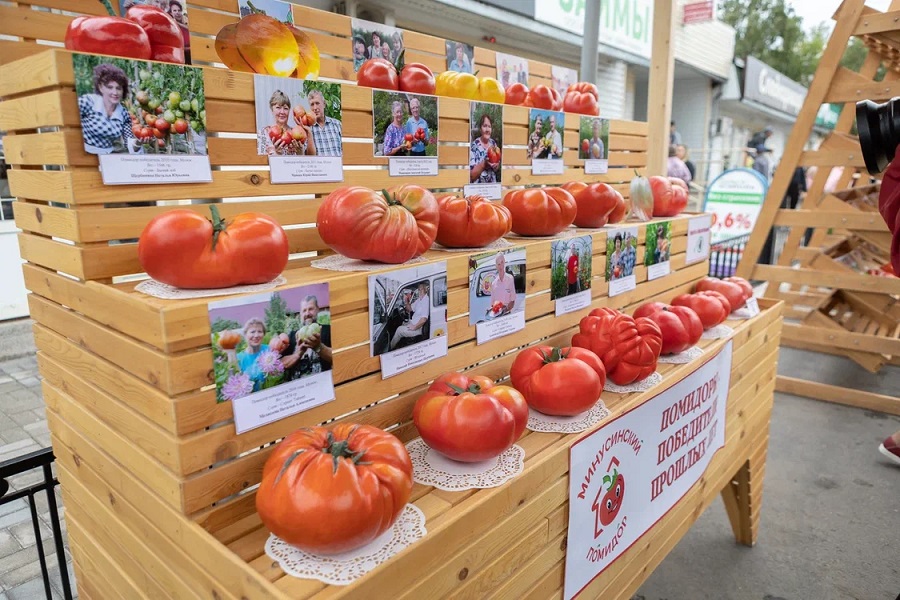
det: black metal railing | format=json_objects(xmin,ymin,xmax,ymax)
[
  {"xmin": 708, "ymin": 233, "xmax": 750, "ymax": 278},
  {"xmin": 0, "ymin": 447, "xmax": 73, "ymax": 600}
]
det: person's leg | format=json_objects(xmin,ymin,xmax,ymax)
[
  {"xmin": 878, "ymin": 429, "xmax": 900, "ymax": 466},
  {"xmin": 390, "ymin": 324, "xmax": 417, "ymax": 349}
]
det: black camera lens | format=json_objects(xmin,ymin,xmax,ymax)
[{"xmin": 856, "ymin": 98, "xmax": 900, "ymax": 175}]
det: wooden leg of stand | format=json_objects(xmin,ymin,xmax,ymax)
[{"xmin": 721, "ymin": 441, "xmax": 767, "ymax": 547}]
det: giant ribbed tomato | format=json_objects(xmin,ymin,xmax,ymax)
[
  {"xmin": 256, "ymin": 424, "xmax": 412, "ymax": 555},
  {"xmin": 561, "ymin": 182, "xmax": 623, "ymax": 228},
  {"xmin": 317, "ymin": 185, "xmax": 439, "ymax": 263},
  {"xmin": 502, "ymin": 187, "xmax": 577, "ymax": 236},
  {"xmin": 399, "ymin": 62, "xmax": 436, "ymax": 95},
  {"xmin": 695, "ymin": 277, "xmax": 747, "ymax": 310},
  {"xmin": 413, "ymin": 372, "xmax": 528, "ymax": 462},
  {"xmin": 435, "ymin": 194, "xmax": 512, "ymax": 248},
  {"xmin": 671, "ymin": 291, "xmax": 731, "ymax": 329},
  {"xmin": 724, "ymin": 276, "xmax": 753, "ymax": 304},
  {"xmin": 356, "ymin": 58, "xmax": 399, "ymax": 90},
  {"xmin": 633, "ymin": 302, "xmax": 703, "ymax": 355},
  {"xmin": 138, "ymin": 206, "xmax": 288, "ymax": 289},
  {"xmin": 571, "ymin": 308, "xmax": 663, "ymax": 385},
  {"xmin": 563, "ymin": 90, "xmax": 599, "ymax": 116},
  {"xmin": 510, "ymin": 346, "xmax": 606, "ymax": 416},
  {"xmin": 567, "ymin": 82, "xmax": 599, "ymax": 102},
  {"xmin": 527, "ymin": 85, "xmax": 555, "ymax": 110}
]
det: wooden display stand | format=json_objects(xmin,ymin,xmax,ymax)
[
  {"xmin": 735, "ymin": 0, "xmax": 899, "ymax": 416},
  {"xmin": 0, "ymin": 2, "xmax": 783, "ymax": 598}
]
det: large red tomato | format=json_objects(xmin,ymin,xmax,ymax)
[
  {"xmin": 549, "ymin": 86, "xmax": 564, "ymax": 111},
  {"xmin": 510, "ymin": 346, "xmax": 606, "ymax": 416},
  {"xmin": 317, "ymin": 185, "xmax": 439, "ymax": 263},
  {"xmin": 138, "ymin": 206, "xmax": 288, "ymax": 289},
  {"xmin": 502, "ymin": 187, "xmax": 577, "ymax": 236},
  {"xmin": 562, "ymin": 182, "xmax": 623, "ymax": 228},
  {"xmin": 357, "ymin": 58, "xmax": 399, "ymax": 90},
  {"xmin": 527, "ymin": 85, "xmax": 555, "ymax": 110},
  {"xmin": 567, "ymin": 82, "xmax": 599, "ymax": 101},
  {"xmin": 571, "ymin": 309, "xmax": 663, "ymax": 385},
  {"xmin": 399, "ymin": 62, "xmax": 436, "ymax": 95},
  {"xmin": 413, "ymin": 372, "xmax": 528, "ymax": 462},
  {"xmin": 505, "ymin": 82, "xmax": 529, "ymax": 106},
  {"xmin": 671, "ymin": 291, "xmax": 731, "ymax": 329},
  {"xmin": 256, "ymin": 424, "xmax": 412, "ymax": 555},
  {"xmin": 695, "ymin": 277, "xmax": 746, "ymax": 310},
  {"xmin": 563, "ymin": 91, "xmax": 599, "ymax": 116},
  {"xmin": 724, "ymin": 276, "xmax": 754, "ymax": 303},
  {"xmin": 435, "ymin": 194, "xmax": 512, "ymax": 248},
  {"xmin": 648, "ymin": 176, "xmax": 676, "ymax": 217},
  {"xmin": 633, "ymin": 302, "xmax": 703, "ymax": 355}
]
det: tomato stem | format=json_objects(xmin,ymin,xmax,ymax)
[
  {"xmin": 446, "ymin": 382, "xmax": 481, "ymax": 395},
  {"xmin": 324, "ymin": 431, "xmax": 366, "ymax": 474},
  {"xmin": 209, "ymin": 205, "xmax": 227, "ymax": 252},
  {"xmin": 539, "ymin": 347, "xmax": 570, "ymax": 364},
  {"xmin": 98, "ymin": 0, "xmax": 116, "ymax": 16},
  {"xmin": 382, "ymin": 189, "xmax": 399, "ymax": 206}
]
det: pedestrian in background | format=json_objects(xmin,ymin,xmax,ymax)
[{"xmin": 667, "ymin": 145, "xmax": 691, "ymax": 186}]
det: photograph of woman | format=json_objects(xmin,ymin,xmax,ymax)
[
  {"xmin": 382, "ymin": 100, "xmax": 407, "ymax": 157},
  {"xmin": 234, "ymin": 318, "xmax": 270, "ymax": 393},
  {"xmin": 78, "ymin": 63, "xmax": 152, "ymax": 155},
  {"xmin": 469, "ymin": 107, "xmax": 502, "ymax": 184},
  {"xmin": 446, "ymin": 40, "xmax": 473, "ymax": 73},
  {"xmin": 351, "ymin": 18, "xmax": 404, "ymax": 72},
  {"xmin": 257, "ymin": 89, "xmax": 316, "ymax": 156}
]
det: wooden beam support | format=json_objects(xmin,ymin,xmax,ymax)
[{"xmin": 646, "ymin": 0, "xmax": 676, "ymax": 176}]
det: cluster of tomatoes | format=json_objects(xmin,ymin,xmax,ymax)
[
  {"xmin": 400, "ymin": 126, "xmax": 427, "ymax": 150},
  {"xmin": 131, "ymin": 84, "xmax": 205, "ymax": 152}
]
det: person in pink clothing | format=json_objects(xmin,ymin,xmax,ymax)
[
  {"xmin": 489, "ymin": 253, "xmax": 516, "ymax": 316},
  {"xmin": 877, "ymin": 154, "xmax": 900, "ymax": 465}
]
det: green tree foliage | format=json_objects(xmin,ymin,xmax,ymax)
[
  {"xmin": 265, "ymin": 292, "xmax": 288, "ymax": 336},
  {"xmin": 210, "ymin": 317, "xmax": 241, "ymax": 333},
  {"xmin": 301, "ymin": 81, "xmax": 342, "ymax": 120}
]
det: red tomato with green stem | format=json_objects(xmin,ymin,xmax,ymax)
[
  {"xmin": 435, "ymin": 194, "xmax": 512, "ymax": 248},
  {"xmin": 510, "ymin": 346, "xmax": 606, "ymax": 416},
  {"xmin": 671, "ymin": 291, "xmax": 731, "ymax": 329},
  {"xmin": 633, "ymin": 302, "xmax": 703, "ymax": 355},
  {"xmin": 502, "ymin": 187, "xmax": 577, "ymax": 236},
  {"xmin": 413, "ymin": 373, "xmax": 528, "ymax": 462},
  {"xmin": 316, "ymin": 185, "xmax": 439, "ymax": 263},
  {"xmin": 505, "ymin": 82, "xmax": 529, "ymax": 106},
  {"xmin": 356, "ymin": 57, "xmax": 399, "ymax": 90},
  {"xmin": 256, "ymin": 424, "xmax": 412, "ymax": 555},
  {"xmin": 138, "ymin": 205, "xmax": 289, "ymax": 289}
]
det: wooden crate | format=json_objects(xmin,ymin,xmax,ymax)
[
  {"xmin": 48, "ymin": 301, "xmax": 783, "ymax": 600},
  {"xmin": 0, "ymin": 3, "xmax": 783, "ymax": 597}
]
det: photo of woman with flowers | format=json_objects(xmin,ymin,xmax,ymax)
[{"xmin": 209, "ymin": 284, "xmax": 332, "ymax": 404}]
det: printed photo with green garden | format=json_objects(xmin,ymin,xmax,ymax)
[
  {"xmin": 551, "ymin": 235, "xmax": 593, "ymax": 301},
  {"xmin": 254, "ymin": 75, "xmax": 343, "ymax": 157},
  {"xmin": 209, "ymin": 284, "xmax": 332, "ymax": 404},
  {"xmin": 372, "ymin": 90, "xmax": 438, "ymax": 158}
]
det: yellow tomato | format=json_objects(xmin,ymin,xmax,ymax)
[
  {"xmin": 436, "ymin": 71, "xmax": 479, "ymax": 99},
  {"xmin": 477, "ymin": 77, "xmax": 505, "ymax": 104}
]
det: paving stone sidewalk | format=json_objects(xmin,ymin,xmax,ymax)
[{"xmin": 0, "ymin": 320, "xmax": 75, "ymax": 600}]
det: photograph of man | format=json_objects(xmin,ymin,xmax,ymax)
[
  {"xmin": 353, "ymin": 36, "xmax": 368, "ymax": 70},
  {"xmin": 390, "ymin": 282, "xmax": 430, "ymax": 350},
  {"xmin": 567, "ymin": 242, "xmax": 580, "ymax": 295},
  {"xmin": 589, "ymin": 119, "xmax": 604, "ymax": 159},
  {"xmin": 307, "ymin": 88, "xmax": 343, "ymax": 157},
  {"xmin": 489, "ymin": 253, "xmax": 516, "ymax": 316},
  {"xmin": 404, "ymin": 97, "xmax": 430, "ymax": 157},
  {"xmin": 545, "ymin": 114, "xmax": 563, "ymax": 159},
  {"xmin": 281, "ymin": 295, "xmax": 332, "ymax": 381},
  {"xmin": 622, "ymin": 232, "xmax": 637, "ymax": 276}
]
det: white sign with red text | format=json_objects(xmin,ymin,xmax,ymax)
[{"xmin": 564, "ymin": 341, "xmax": 732, "ymax": 599}]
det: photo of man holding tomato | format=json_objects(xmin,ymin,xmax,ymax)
[
  {"xmin": 281, "ymin": 294, "xmax": 332, "ymax": 382},
  {"xmin": 372, "ymin": 91, "xmax": 438, "ymax": 158},
  {"xmin": 550, "ymin": 236, "xmax": 592, "ymax": 300},
  {"xmin": 404, "ymin": 97, "xmax": 430, "ymax": 157}
]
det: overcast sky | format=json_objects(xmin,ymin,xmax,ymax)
[{"xmin": 787, "ymin": 0, "xmax": 892, "ymax": 30}]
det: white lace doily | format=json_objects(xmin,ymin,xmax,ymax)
[
  {"xmin": 658, "ymin": 345, "xmax": 704, "ymax": 364},
  {"xmin": 134, "ymin": 276, "xmax": 286, "ymax": 299},
  {"xmin": 605, "ymin": 370, "xmax": 663, "ymax": 394},
  {"xmin": 405, "ymin": 437, "xmax": 524, "ymax": 491},
  {"xmin": 311, "ymin": 254, "xmax": 426, "ymax": 272},
  {"xmin": 432, "ymin": 238, "xmax": 513, "ymax": 253},
  {"xmin": 729, "ymin": 306, "xmax": 755, "ymax": 319},
  {"xmin": 526, "ymin": 401, "xmax": 610, "ymax": 433},
  {"xmin": 265, "ymin": 503, "xmax": 426, "ymax": 586},
  {"xmin": 701, "ymin": 324, "xmax": 735, "ymax": 339}
]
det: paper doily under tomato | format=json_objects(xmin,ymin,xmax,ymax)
[
  {"xmin": 701, "ymin": 324, "xmax": 735, "ymax": 340},
  {"xmin": 405, "ymin": 437, "xmax": 524, "ymax": 491},
  {"xmin": 265, "ymin": 503, "xmax": 426, "ymax": 586},
  {"xmin": 526, "ymin": 400, "xmax": 610, "ymax": 434},
  {"xmin": 657, "ymin": 345, "xmax": 704, "ymax": 364},
  {"xmin": 134, "ymin": 276, "xmax": 287, "ymax": 300},
  {"xmin": 604, "ymin": 371, "xmax": 663, "ymax": 394},
  {"xmin": 311, "ymin": 254, "xmax": 427, "ymax": 272}
]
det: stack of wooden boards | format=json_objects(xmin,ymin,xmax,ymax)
[{"xmin": 736, "ymin": 0, "xmax": 899, "ymax": 416}]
